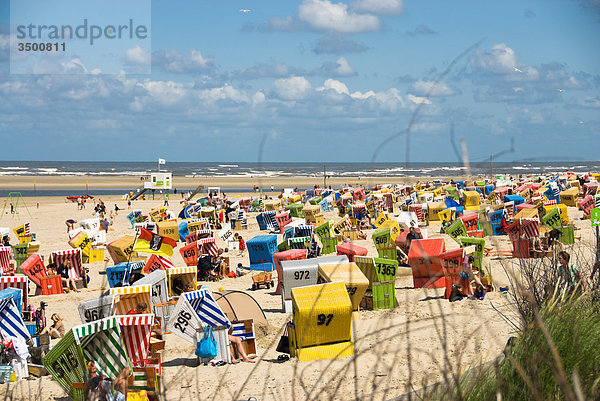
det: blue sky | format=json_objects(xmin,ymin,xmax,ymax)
[{"xmin": 0, "ymin": 0, "xmax": 599, "ymax": 162}]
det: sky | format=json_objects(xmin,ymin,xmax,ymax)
[{"xmin": 0, "ymin": 0, "xmax": 599, "ymax": 163}]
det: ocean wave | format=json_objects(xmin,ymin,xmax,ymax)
[
  {"xmin": 0, "ymin": 167, "xmax": 29, "ymax": 170},
  {"xmin": 217, "ymin": 164, "xmax": 238, "ymax": 168}
]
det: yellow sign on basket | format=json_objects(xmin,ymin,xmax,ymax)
[
  {"xmin": 379, "ymin": 220, "xmax": 400, "ymax": 241},
  {"xmin": 68, "ymin": 231, "xmax": 92, "ymax": 257},
  {"xmin": 374, "ymin": 213, "xmax": 389, "ymax": 228}
]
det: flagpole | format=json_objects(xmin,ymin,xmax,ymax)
[{"xmin": 123, "ymin": 230, "xmax": 140, "ymax": 287}]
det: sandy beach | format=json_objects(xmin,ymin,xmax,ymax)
[
  {"xmin": 0, "ymin": 177, "xmax": 596, "ymax": 401},
  {"xmin": 0, "ymin": 175, "xmax": 458, "ymax": 190}
]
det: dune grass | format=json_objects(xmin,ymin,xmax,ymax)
[{"xmin": 428, "ymin": 291, "xmax": 600, "ymax": 401}]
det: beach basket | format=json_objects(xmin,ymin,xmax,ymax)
[
  {"xmin": 372, "ymin": 228, "xmax": 396, "ymax": 260},
  {"xmin": 408, "ymin": 239, "xmax": 446, "ymax": 288},
  {"xmin": 290, "ymin": 282, "xmax": 353, "ymax": 361},
  {"xmin": 335, "ymin": 242, "xmax": 368, "ymax": 262},
  {"xmin": 354, "ymin": 256, "xmax": 399, "ymax": 310},
  {"xmin": 273, "ymin": 249, "xmax": 308, "ymax": 295},
  {"xmin": 317, "ymin": 262, "xmax": 369, "ymax": 319},
  {"xmin": 459, "ymin": 236, "xmax": 485, "ymax": 270}
]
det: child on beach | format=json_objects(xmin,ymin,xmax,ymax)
[{"xmin": 449, "ymin": 283, "xmax": 467, "ymax": 302}]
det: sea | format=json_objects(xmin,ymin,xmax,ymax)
[{"xmin": 0, "ymin": 160, "xmax": 598, "ymax": 197}]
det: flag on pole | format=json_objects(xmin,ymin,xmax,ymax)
[
  {"xmin": 158, "ymin": 158, "xmax": 166, "ymax": 165},
  {"xmin": 133, "ymin": 228, "xmax": 177, "ymax": 257}
]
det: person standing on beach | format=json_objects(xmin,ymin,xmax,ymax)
[{"xmin": 557, "ymin": 251, "xmax": 587, "ymax": 294}]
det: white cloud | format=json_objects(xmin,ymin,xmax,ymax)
[
  {"xmin": 61, "ymin": 58, "xmax": 89, "ymax": 74},
  {"xmin": 298, "ymin": 0, "xmax": 381, "ymax": 33},
  {"xmin": 153, "ymin": 50, "xmax": 214, "ymax": 73},
  {"xmin": 312, "ymin": 57, "xmax": 356, "ymax": 77},
  {"xmin": 272, "ymin": 76, "xmax": 312, "ymax": 100},
  {"xmin": 140, "ymin": 80, "xmax": 188, "ymax": 105},
  {"xmin": 334, "ymin": 57, "xmax": 355, "ymax": 76},
  {"xmin": 350, "ymin": 0, "xmax": 404, "ymax": 15},
  {"xmin": 350, "ymin": 90, "xmax": 375, "ymax": 99},
  {"xmin": 199, "ymin": 84, "xmax": 251, "ymax": 104},
  {"xmin": 407, "ymin": 94, "xmax": 432, "ymax": 105},
  {"xmin": 318, "ymin": 78, "xmax": 349, "ymax": 94},
  {"xmin": 124, "ymin": 46, "xmax": 151, "ymax": 65},
  {"xmin": 410, "ymin": 80, "xmax": 455, "ymax": 96},
  {"xmin": 472, "ymin": 43, "xmax": 519, "ymax": 74}
]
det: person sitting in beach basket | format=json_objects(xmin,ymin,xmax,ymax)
[
  {"xmin": 228, "ymin": 334, "xmax": 255, "ymax": 364},
  {"xmin": 127, "ymin": 302, "xmax": 148, "ymax": 315},
  {"xmin": 56, "ymin": 260, "xmax": 79, "ymax": 293}
]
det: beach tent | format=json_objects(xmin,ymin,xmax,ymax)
[
  {"xmin": 110, "ymin": 285, "xmax": 152, "ymax": 315},
  {"xmin": 78, "ymin": 294, "xmax": 115, "ymax": 324},
  {"xmin": 167, "ymin": 289, "xmax": 231, "ymax": 344},
  {"xmin": 289, "ymin": 282, "xmax": 354, "ymax": 362},
  {"xmin": 51, "ymin": 248, "xmax": 86, "ymax": 287},
  {"xmin": 212, "ymin": 290, "xmax": 267, "ymax": 325},
  {"xmin": 0, "ymin": 275, "xmax": 29, "ymax": 311}
]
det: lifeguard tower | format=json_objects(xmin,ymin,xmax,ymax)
[{"xmin": 145, "ymin": 172, "xmax": 172, "ymax": 202}]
